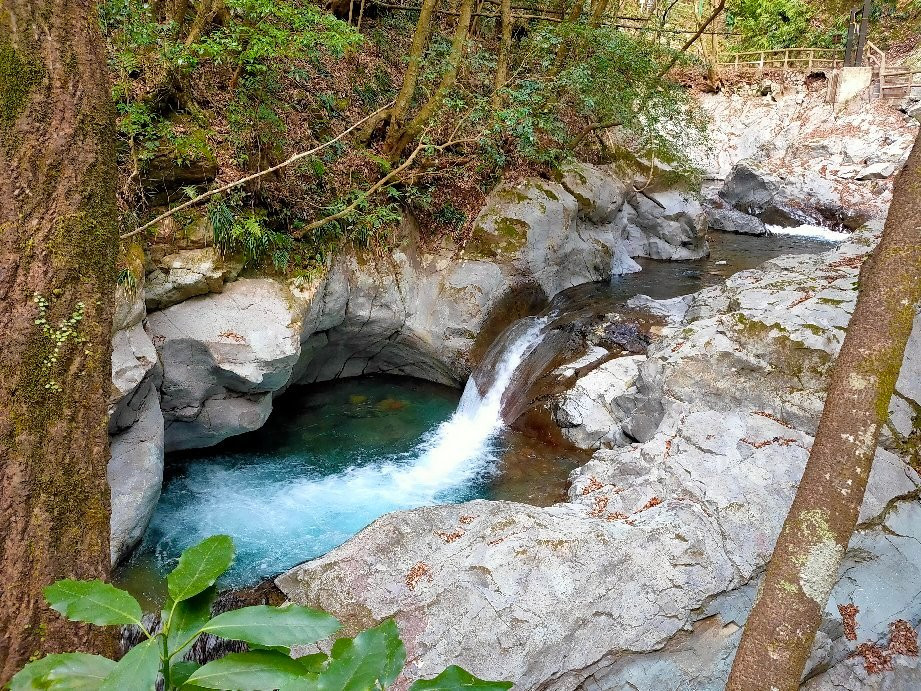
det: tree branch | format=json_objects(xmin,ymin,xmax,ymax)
[{"xmin": 120, "ymin": 101, "xmax": 395, "ymax": 240}]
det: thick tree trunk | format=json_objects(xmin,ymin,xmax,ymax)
[
  {"xmin": 0, "ymin": 0, "xmax": 119, "ymax": 682},
  {"xmin": 727, "ymin": 131, "xmax": 921, "ymax": 689},
  {"xmin": 384, "ymin": 0, "xmax": 440, "ymax": 150}
]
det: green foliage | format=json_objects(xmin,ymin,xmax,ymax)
[
  {"xmin": 209, "ymin": 198, "xmax": 294, "ymax": 270},
  {"xmin": 32, "ymin": 294, "xmax": 87, "ymax": 394},
  {"xmin": 485, "ymin": 22, "xmax": 706, "ymax": 176},
  {"xmin": 44, "ymin": 579, "xmax": 144, "ymax": 627},
  {"xmin": 410, "ymin": 666, "xmax": 513, "ymax": 690},
  {"xmin": 166, "ymin": 534, "xmax": 235, "ymax": 603},
  {"xmin": 12, "ymin": 536, "xmax": 509, "ymax": 691},
  {"xmin": 726, "ymin": 0, "xmax": 846, "ymax": 50}
]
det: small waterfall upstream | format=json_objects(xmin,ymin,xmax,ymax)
[{"xmin": 131, "ymin": 317, "xmax": 551, "ymax": 588}]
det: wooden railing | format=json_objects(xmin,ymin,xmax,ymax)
[{"xmin": 717, "ymin": 47, "xmax": 844, "ymax": 71}]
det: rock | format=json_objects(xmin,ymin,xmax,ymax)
[
  {"xmin": 626, "ymin": 294, "xmax": 693, "ymax": 324},
  {"xmin": 556, "ymin": 161, "xmax": 627, "ymax": 224},
  {"xmin": 109, "ymin": 387, "xmax": 164, "ymax": 565},
  {"xmin": 720, "ymin": 161, "xmax": 813, "ymax": 227},
  {"xmin": 856, "ymin": 161, "xmax": 899, "ymax": 180},
  {"xmin": 145, "ymin": 247, "xmax": 244, "ymax": 311},
  {"xmin": 704, "ymin": 200, "xmax": 768, "ymax": 236},
  {"xmin": 277, "ymin": 226, "xmax": 921, "ymax": 689},
  {"xmin": 109, "ymin": 322, "xmax": 161, "ymax": 433},
  {"xmin": 552, "ymin": 353, "xmax": 645, "ymax": 449},
  {"xmin": 618, "ymin": 189, "xmax": 709, "ymax": 260},
  {"xmin": 146, "ymin": 278, "xmax": 302, "ymax": 450}
]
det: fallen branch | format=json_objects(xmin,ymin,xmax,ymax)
[{"xmin": 120, "ymin": 100, "xmax": 395, "ymax": 240}]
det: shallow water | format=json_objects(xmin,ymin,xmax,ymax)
[{"xmin": 118, "ymin": 368, "xmax": 585, "ymax": 603}]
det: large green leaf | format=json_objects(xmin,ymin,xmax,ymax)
[
  {"xmin": 99, "ymin": 637, "xmax": 161, "ymax": 691},
  {"xmin": 202, "ymin": 604, "xmax": 340, "ymax": 647},
  {"xmin": 184, "ymin": 651, "xmax": 314, "ymax": 690},
  {"xmin": 409, "ymin": 666, "xmax": 514, "ymax": 690},
  {"xmin": 167, "ymin": 535, "xmax": 234, "ymax": 603},
  {"xmin": 43, "ymin": 579, "xmax": 143, "ymax": 627},
  {"xmin": 9, "ymin": 653, "xmax": 116, "ymax": 689},
  {"xmin": 165, "ymin": 586, "xmax": 217, "ymax": 658},
  {"xmin": 317, "ymin": 619, "xmax": 406, "ymax": 690},
  {"xmin": 170, "ymin": 660, "xmax": 201, "ymax": 687}
]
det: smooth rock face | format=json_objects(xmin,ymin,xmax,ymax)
[
  {"xmin": 704, "ymin": 199, "xmax": 768, "ymax": 235},
  {"xmin": 146, "ymin": 278, "xmax": 301, "ymax": 450},
  {"xmin": 619, "ymin": 189, "xmax": 709, "ymax": 260},
  {"xmin": 552, "ymin": 351, "xmax": 645, "ymax": 449},
  {"xmin": 278, "ymin": 228, "xmax": 921, "ymax": 689},
  {"xmin": 109, "ymin": 322, "xmax": 161, "ymax": 433},
  {"xmin": 109, "ymin": 387, "xmax": 164, "ymax": 565}
]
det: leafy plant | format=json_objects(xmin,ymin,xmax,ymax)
[
  {"xmin": 209, "ymin": 200, "xmax": 293, "ymax": 270},
  {"xmin": 11, "ymin": 535, "xmax": 512, "ymax": 690}
]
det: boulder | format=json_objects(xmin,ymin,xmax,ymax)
[
  {"xmin": 552, "ymin": 351, "xmax": 645, "ymax": 449},
  {"xmin": 704, "ymin": 200, "xmax": 768, "ymax": 236},
  {"xmin": 146, "ymin": 278, "xmax": 302, "ymax": 451},
  {"xmin": 109, "ymin": 388, "xmax": 164, "ymax": 565},
  {"xmin": 145, "ymin": 247, "xmax": 244, "ymax": 311},
  {"xmin": 109, "ymin": 322, "xmax": 161, "ymax": 433},
  {"xmin": 618, "ymin": 189, "xmax": 709, "ymax": 260}
]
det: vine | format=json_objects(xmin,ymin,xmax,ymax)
[{"xmin": 32, "ymin": 294, "xmax": 87, "ymax": 393}]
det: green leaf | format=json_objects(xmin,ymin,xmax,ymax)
[
  {"xmin": 43, "ymin": 579, "xmax": 143, "ymax": 627},
  {"xmin": 297, "ymin": 653, "xmax": 328, "ymax": 674},
  {"xmin": 99, "ymin": 638, "xmax": 161, "ymax": 691},
  {"xmin": 165, "ymin": 587, "xmax": 216, "ymax": 658},
  {"xmin": 185, "ymin": 651, "xmax": 314, "ymax": 690},
  {"xmin": 317, "ymin": 619, "xmax": 406, "ymax": 691},
  {"xmin": 409, "ymin": 666, "xmax": 514, "ymax": 690},
  {"xmin": 9, "ymin": 653, "xmax": 116, "ymax": 690},
  {"xmin": 202, "ymin": 604, "xmax": 339, "ymax": 647},
  {"xmin": 171, "ymin": 660, "xmax": 201, "ymax": 687},
  {"xmin": 167, "ymin": 535, "xmax": 234, "ymax": 603}
]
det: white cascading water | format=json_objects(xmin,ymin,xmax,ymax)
[{"xmin": 144, "ymin": 316, "xmax": 549, "ymax": 586}]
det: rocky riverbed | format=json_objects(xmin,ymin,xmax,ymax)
[{"xmin": 109, "ymin": 76, "xmax": 921, "ymax": 688}]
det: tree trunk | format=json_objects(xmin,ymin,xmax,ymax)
[
  {"xmin": 384, "ymin": 0, "xmax": 440, "ymax": 150},
  {"xmin": 0, "ymin": 0, "xmax": 119, "ymax": 682},
  {"xmin": 388, "ymin": 0, "xmax": 476, "ymax": 156},
  {"xmin": 493, "ymin": 0, "xmax": 512, "ymax": 110},
  {"xmin": 727, "ymin": 131, "xmax": 921, "ymax": 690}
]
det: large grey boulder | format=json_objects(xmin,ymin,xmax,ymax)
[
  {"xmin": 551, "ymin": 350, "xmax": 645, "ymax": 449},
  {"xmin": 109, "ymin": 388, "xmax": 164, "ymax": 565},
  {"xmin": 109, "ymin": 321, "xmax": 161, "ymax": 433},
  {"xmin": 618, "ymin": 189, "xmax": 709, "ymax": 260},
  {"xmin": 704, "ymin": 200, "xmax": 768, "ymax": 236},
  {"xmin": 146, "ymin": 278, "xmax": 302, "ymax": 450}
]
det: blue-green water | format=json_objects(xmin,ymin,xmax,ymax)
[{"xmin": 117, "ymin": 370, "xmax": 584, "ymax": 603}]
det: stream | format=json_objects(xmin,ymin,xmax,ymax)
[{"xmin": 116, "ymin": 230, "xmax": 840, "ymax": 603}]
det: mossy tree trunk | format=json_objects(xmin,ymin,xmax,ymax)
[
  {"xmin": 386, "ymin": 0, "xmax": 476, "ymax": 157},
  {"xmin": 0, "ymin": 0, "xmax": 119, "ymax": 682},
  {"xmin": 493, "ymin": 0, "xmax": 512, "ymax": 110},
  {"xmin": 383, "ymin": 0, "xmax": 440, "ymax": 151},
  {"xmin": 727, "ymin": 131, "xmax": 921, "ymax": 689}
]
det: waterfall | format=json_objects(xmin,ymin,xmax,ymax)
[
  {"xmin": 391, "ymin": 315, "xmax": 550, "ymax": 494},
  {"xmin": 140, "ymin": 316, "xmax": 550, "ymax": 587}
]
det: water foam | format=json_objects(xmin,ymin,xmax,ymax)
[{"xmin": 767, "ymin": 224, "xmax": 850, "ymax": 242}]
